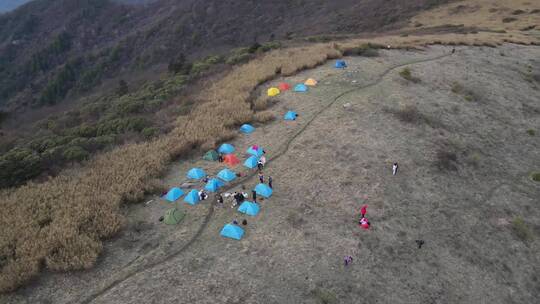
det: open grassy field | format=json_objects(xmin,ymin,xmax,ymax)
[{"xmin": 4, "ymin": 43, "xmax": 539, "ymax": 303}]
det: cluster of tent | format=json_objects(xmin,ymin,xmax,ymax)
[{"xmin": 267, "ymin": 78, "xmax": 319, "ymax": 97}]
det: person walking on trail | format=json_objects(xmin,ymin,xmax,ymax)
[
  {"xmin": 252, "ymin": 190, "xmax": 257, "ymax": 202},
  {"xmin": 392, "ymin": 162, "xmax": 398, "ymax": 176},
  {"xmin": 217, "ymin": 194, "xmax": 224, "ymax": 207},
  {"xmin": 259, "ymin": 173, "xmax": 264, "ymax": 184},
  {"xmin": 268, "ymin": 176, "xmax": 273, "ymax": 189},
  {"xmin": 257, "ymin": 160, "xmax": 264, "ymax": 172},
  {"xmin": 260, "ymin": 154, "xmax": 267, "ymax": 166},
  {"xmin": 415, "ymin": 240, "xmax": 425, "ymax": 249},
  {"xmin": 242, "ymin": 219, "xmax": 248, "ymax": 226},
  {"xmin": 344, "ymin": 256, "xmax": 353, "ymax": 266},
  {"xmin": 452, "ymin": 48, "xmax": 455, "ymax": 54},
  {"xmin": 360, "ymin": 205, "xmax": 368, "ymax": 219}
]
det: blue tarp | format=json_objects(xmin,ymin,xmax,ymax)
[
  {"xmin": 220, "ymin": 223, "xmax": 245, "ymax": 240},
  {"xmin": 164, "ymin": 187, "xmax": 184, "ymax": 202},
  {"xmin": 205, "ymin": 178, "xmax": 224, "ymax": 192},
  {"xmin": 238, "ymin": 201, "xmax": 260, "ymax": 216},
  {"xmin": 240, "ymin": 124, "xmax": 255, "ymax": 134},
  {"xmin": 294, "ymin": 83, "xmax": 308, "ymax": 92},
  {"xmin": 183, "ymin": 189, "xmax": 200, "ymax": 205},
  {"xmin": 218, "ymin": 143, "xmax": 235, "ymax": 154},
  {"xmin": 243, "ymin": 155, "xmax": 259, "ymax": 169},
  {"xmin": 217, "ymin": 168, "xmax": 237, "ymax": 182},
  {"xmin": 284, "ymin": 111, "xmax": 298, "ymax": 121},
  {"xmin": 335, "ymin": 60, "xmax": 347, "ymax": 68},
  {"xmin": 246, "ymin": 145, "xmax": 263, "ymax": 157},
  {"xmin": 254, "ymin": 183, "xmax": 273, "ymax": 198},
  {"xmin": 186, "ymin": 167, "xmax": 206, "ymax": 179}
]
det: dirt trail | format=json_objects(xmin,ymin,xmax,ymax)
[{"xmin": 79, "ymin": 50, "xmax": 452, "ymax": 304}]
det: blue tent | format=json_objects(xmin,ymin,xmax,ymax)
[
  {"xmin": 205, "ymin": 178, "xmax": 224, "ymax": 192},
  {"xmin": 294, "ymin": 83, "xmax": 308, "ymax": 92},
  {"xmin": 335, "ymin": 60, "xmax": 347, "ymax": 68},
  {"xmin": 284, "ymin": 111, "xmax": 298, "ymax": 121},
  {"xmin": 240, "ymin": 124, "xmax": 255, "ymax": 134},
  {"xmin": 164, "ymin": 187, "xmax": 184, "ymax": 202},
  {"xmin": 238, "ymin": 201, "xmax": 260, "ymax": 216},
  {"xmin": 254, "ymin": 183, "xmax": 273, "ymax": 198},
  {"xmin": 183, "ymin": 189, "xmax": 200, "ymax": 205},
  {"xmin": 217, "ymin": 168, "xmax": 237, "ymax": 182},
  {"xmin": 186, "ymin": 167, "xmax": 206, "ymax": 179},
  {"xmin": 218, "ymin": 143, "xmax": 235, "ymax": 154},
  {"xmin": 220, "ymin": 223, "xmax": 244, "ymax": 240},
  {"xmin": 243, "ymin": 155, "xmax": 259, "ymax": 169},
  {"xmin": 246, "ymin": 146, "xmax": 263, "ymax": 157}
]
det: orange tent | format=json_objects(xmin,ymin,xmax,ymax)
[
  {"xmin": 223, "ymin": 154, "xmax": 240, "ymax": 166},
  {"xmin": 278, "ymin": 82, "xmax": 291, "ymax": 91}
]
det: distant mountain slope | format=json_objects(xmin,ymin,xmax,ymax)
[
  {"xmin": 0, "ymin": 0, "xmax": 32, "ymax": 13},
  {"xmin": 0, "ymin": 0, "xmax": 450, "ymax": 112}
]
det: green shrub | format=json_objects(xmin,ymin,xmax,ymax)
[
  {"xmin": 62, "ymin": 145, "xmax": 89, "ymax": 162},
  {"xmin": 226, "ymin": 53, "xmax": 253, "ymax": 65},
  {"xmin": 0, "ymin": 148, "xmax": 42, "ymax": 188},
  {"xmin": 344, "ymin": 43, "xmax": 382, "ymax": 57},
  {"xmin": 526, "ymin": 129, "xmax": 535, "ymax": 136},
  {"xmin": 399, "ymin": 67, "xmax": 421, "ymax": 83},
  {"xmin": 141, "ymin": 127, "xmax": 159, "ymax": 139},
  {"xmin": 512, "ymin": 217, "xmax": 533, "ymax": 242},
  {"xmin": 531, "ymin": 172, "xmax": 540, "ymax": 182},
  {"xmin": 311, "ymin": 288, "xmax": 337, "ymax": 304},
  {"xmin": 259, "ymin": 41, "xmax": 281, "ymax": 52}
]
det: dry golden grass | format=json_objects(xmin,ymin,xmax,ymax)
[
  {"xmin": 1, "ymin": 5, "xmax": 539, "ymax": 291},
  {"xmin": 410, "ymin": 0, "xmax": 540, "ymax": 32}
]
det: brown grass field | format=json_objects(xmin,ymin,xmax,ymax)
[{"xmin": 0, "ymin": 0, "xmax": 539, "ymax": 293}]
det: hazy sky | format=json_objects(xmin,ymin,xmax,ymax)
[{"xmin": 0, "ymin": 0, "xmax": 32, "ymax": 13}]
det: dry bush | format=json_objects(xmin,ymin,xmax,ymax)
[
  {"xmin": 399, "ymin": 67, "xmax": 421, "ymax": 83},
  {"xmin": 0, "ymin": 42, "xmax": 343, "ymax": 292},
  {"xmin": 512, "ymin": 217, "xmax": 534, "ymax": 242},
  {"xmin": 253, "ymin": 111, "xmax": 276, "ymax": 123},
  {"xmin": 435, "ymin": 149, "xmax": 459, "ymax": 171}
]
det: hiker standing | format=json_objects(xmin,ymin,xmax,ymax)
[
  {"xmin": 257, "ymin": 160, "xmax": 264, "ymax": 172},
  {"xmin": 344, "ymin": 256, "xmax": 353, "ymax": 266},
  {"xmin": 268, "ymin": 176, "xmax": 273, "ymax": 189},
  {"xmin": 452, "ymin": 48, "xmax": 455, "ymax": 54},
  {"xmin": 217, "ymin": 194, "xmax": 224, "ymax": 207},
  {"xmin": 360, "ymin": 205, "xmax": 368, "ymax": 219},
  {"xmin": 392, "ymin": 163, "xmax": 398, "ymax": 175},
  {"xmin": 218, "ymin": 154, "xmax": 224, "ymax": 163},
  {"xmin": 252, "ymin": 190, "xmax": 257, "ymax": 202},
  {"xmin": 258, "ymin": 173, "xmax": 264, "ymax": 184}
]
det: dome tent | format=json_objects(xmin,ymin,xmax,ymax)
[
  {"xmin": 218, "ymin": 143, "xmax": 235, "ymax": 154},
  {"xmin": 203, "ymin": 150, "xmax": 219, "ymax": 161},
  {"xmin": 284, "ymin": 111, "xmax": 298, "ymax": 121},
  {"xmin": 304, "ymin": 78, "xmax": 318, "ymax": 86},
  {"xmin": 267, "ymin": 87, "xmax": 280, "ymax": 97},
  {"xmin": 243, "ymin": 155, "xmax": 259, "ymax": 169},
  {"xmin": 164, "ymin": 187, "xmax": 184, "ymax": 202},
  {"xmin": 217, "ymin": 168, "xmax": 237, "ymax": 182},
  {"xmin": 294, "ymin": 83, "xmax": 308, "ymax": 92},
  {"xmin": 278, "ymin": 82, "xmax": 291, "ymax": 91},
  {"xmin": 238, "ymin": 201, "xmax": 260, "ymax": 216},
  {"xmin": 246, "ymin": 145, "xmax": 263, "ymax": 157},
  {"xmin": 335, "ymin": 60, "xmax": 347, "ymax": 68},
  {"xmin": 240, "ymin": 124, "xmax": 255, "ymax": 134},
  {"xmin": 223, "ymin": 154, "xmax": 240, "ymax": 166},
  {"xmin": 220, "ymin": 223, "xmax": 244, "ymax": 240},
  {"xmin": 254, "ymin": 183, "xmax": 273, "ymax": 198},
  {"xmin": 187, "ymin": 168, "xmax": 206, "ymax": 179},
  {"xmin": 163, "ymin": 208, "xmax": 185, "ymax": 225},
  {"xmin": 205, "ymin": 178, "xmax": 224, "ymax": 192},
  {"xmin": 183, "ymin": 189, "xmax": 200, "ymax": 205}
]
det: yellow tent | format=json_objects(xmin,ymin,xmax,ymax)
[
  {"xmin": 305, "ymin": 78, "xmax": 318, "ymax": 86},
  {"xmin": 267, "ymin": 87, "xmax": 280, "ymax": 97}
]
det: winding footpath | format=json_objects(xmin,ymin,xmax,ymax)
[{"xmin": 79, "ymin": 50, "xmax": 452, "ymax": 304}]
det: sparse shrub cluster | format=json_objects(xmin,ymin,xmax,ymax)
[
  {"xmin": 531, "ymin": 172, "xmax": 540, "ymax": 182},
  {"xmin": 343, "ymin": 43, "xmax": 383, "ymax": 57},
  {"xmin": 399, "ymin": 67, "xmax": 421, "ymax": 83},
  {"xmin": 451, "ymin": 81, "xmax": 479, "ymax": 102},
  {"xmin": 512, "ymin": 217, "xmax": 533, "ymax": 242}
]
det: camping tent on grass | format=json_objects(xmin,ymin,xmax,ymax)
[
  {"xmin": 217, "ymin": 168, "xmax": 237, "ymax": 182},
  {"xmin": 335, "ymin": 60, "xmax": 347, "ymax": 68},
  {"xmin": 254, "ymin": 183, "xmax": 272, "ymax": 198},
  {"xmin": 164, "ymin": 187, "xmax": 184, "ymax": 202},
  {"xmin": 240, "ymin": 124, "xmax": 255, "ymax": 134},
  {"xmin": 284, "ymin": 111, "xmax": 298, "ymax": 121},
  {"xmin": 238, "ymin": 201, "xmax": 260, "ymax": 216},
  {"xmin": 203, "ymin": 150, "xmax": 219, "ymax": 161},
  {"xmin": 294, "ymin": 83, "xmax": 308, "ymax": 92},
  {"xmin": 163, "ymin": 208, "xmax": 185, "ymax": 225},
  {"xmin": 218, "ymin": 143, "xmax": 235, "ymax": 154},
  {"xmin": 205, "ymin": 178, "xmax": 224, "ymax": 192},
  {"xmin": 220, "ymin": 223, "xmax": 244, "ymax": 240},
  {"xmin": 223, "ymin": 154, "xmax": 240, "ymax": 166},
  {"xmin": 246, "ymin": 145, "xmax": 263, "ymax": 157},
  {"xmin": 267, "ymin": 87, "xmax": 280, "ymax": 97},
  {"xmin": 278, "ymin": 82, "xmax": 291, "ymax": 91},
  {"xmin": 305, "ymin": 78, "xmax": 317, "ymax": 86},
  {"xmin": 243, "ymin": 155, "xmax": 259, "ymax": 169},
  {"xmin": 183, "ymin": 189, "xmax": 200, "ymax": 205},
  {"xmin": 187, "ymin": 167, "xmax": 206, "ymax": 179}
]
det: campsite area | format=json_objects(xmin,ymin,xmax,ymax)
[{"xmin": 6, "ymin": 45, "xmax": 540, "ymax": 304}]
